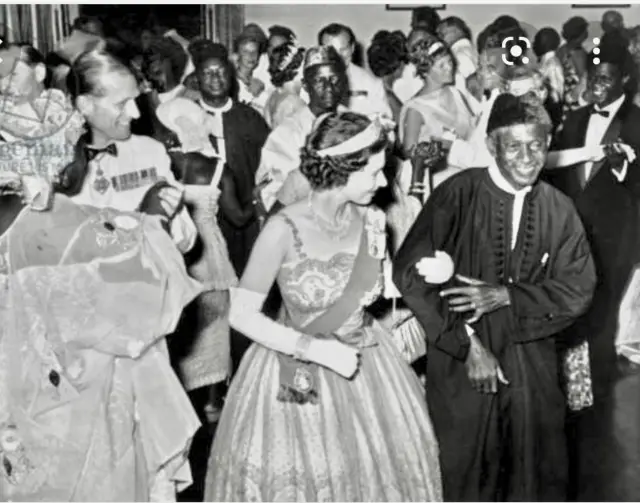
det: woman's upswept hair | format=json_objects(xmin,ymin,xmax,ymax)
[
  {"xmin": 299, "ymin": 112, "xmax": 387, "ymax": 191},
  {"xmin": 409, "ymin": 34, "xmax": 452, "ymax": 79},
  {"xmin": 367, "ymin": 30, "xmax": 407, "ymax": 78},
  {"xmin": 268, "ymin": 40, "xmax": 305, "ymax": 87}
]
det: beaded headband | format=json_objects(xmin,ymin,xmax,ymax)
[
  {"xmin": 316, "ymin": 119, "xmax": 384, "ymax": 158},
  {"xmin": 426, "ymin": 41, "xmax": 445, "ymax": 56}
]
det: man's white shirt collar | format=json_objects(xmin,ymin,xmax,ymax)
[
  {"xmin": 488, "ymin": 161, "xmax": 532, "ymax": 250},
  {"xmin": 488, "ymin": 161, "xmax": 533, "ymax": 196},
  {"xmin": 593, "ymin": 93, "xmax": 625, "ymax": 115},
  {"xmin": 199, "ymin": 98, "xmax": 233, "ymax": 114}
]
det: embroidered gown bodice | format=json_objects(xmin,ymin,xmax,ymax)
[{"xmin": 277, "ymin": 215, "xmax": 383, "ymax": 332}]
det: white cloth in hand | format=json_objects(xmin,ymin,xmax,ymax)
[{"xmin": 415, "ymin": 251, "xmax": 455, "ymax": 284}]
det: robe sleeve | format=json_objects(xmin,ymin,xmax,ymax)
[
  {"xmin": 505, "ymin": 205, "xmax": 596, "ymax": 342},
  {"xmin": 392, "ymin": 190, "xmax": 472, "ymax": 362},
  {"xmin": 619, "ymin": 159, "xmax": 640, "ymax": 199}
]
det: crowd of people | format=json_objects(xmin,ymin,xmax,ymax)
[{"xmin": 1, "ymin": 5, "xmax": 640, "ymax": 502}]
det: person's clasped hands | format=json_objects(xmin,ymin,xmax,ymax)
[{"xmin": 589, "ymin": 141, "xmax": 637, "ymax": 182}]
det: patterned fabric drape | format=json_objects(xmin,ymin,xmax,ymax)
[{"xmin": 213, "ymin": 5, "xmax": 244, "ymax": 50}]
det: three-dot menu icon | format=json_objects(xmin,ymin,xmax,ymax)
[{"xmin": 593, "ymin": 37, "xmax": 601, "ymax": 65}]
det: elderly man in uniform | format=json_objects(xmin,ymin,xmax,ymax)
[
  {"xmin": 57, "ymin": 47, "xmax": 197, "ymax": 254},
  {"xmin": 255, "ymin": 45, "xmax": 349, "ymax": 214},
  {"xmin": 393, "ymin": 93, "xmax": 596, "ymax": 501},
  {"xmin": 318, "ymin": 23, "xmax": 392, "ymax": 120}
]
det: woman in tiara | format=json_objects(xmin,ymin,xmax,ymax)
[
  {"xmin": 399, "ymin": 32, "xmax": 477, "ymax": 207},
  {"xmin": 205, "ymin": 111, "xmax": 443, "ymax": 502}
]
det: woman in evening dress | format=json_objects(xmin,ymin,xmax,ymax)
[{"xmin": 205, "ymin": 111, "xmax": 442, "ymax": 501}]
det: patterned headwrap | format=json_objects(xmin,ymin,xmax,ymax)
[
  {"xmin": 277, "ymin": 38, "xmax": 302, "ymax": 72},
  {"xmin": 303, "ymin": 45, "xmax": 341, "ymax": 72}
]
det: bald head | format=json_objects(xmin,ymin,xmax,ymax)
[{"xmin": 602, "ymin": 10, "xmax": 624, "ymax": 34}]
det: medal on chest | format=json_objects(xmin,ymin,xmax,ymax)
[{"xmin": 93, "ymin": 167, "xmax": 110, "ymax": 194}]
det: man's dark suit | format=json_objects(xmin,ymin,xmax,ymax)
[{"xmin": 543, "ymin": 97, "xmax": 640, "ymax": 395}]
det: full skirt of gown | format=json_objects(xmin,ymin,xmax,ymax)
[{"xmin": 205, "ymin": 325, "xmax": 441, "ymax": 502}]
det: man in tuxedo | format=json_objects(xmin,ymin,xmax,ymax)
[{"xmin": 545, "ymin": 32, "xmax": 640, "ymax": 397}]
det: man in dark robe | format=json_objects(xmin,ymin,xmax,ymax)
[
  {"xmin": 544, "ymin": 32, "xmax": 640, "ymax": 397},
  {"xmin": 393, "ymin": 93, "xmax": 597, "ymax": 501},
  {"xmin": 192, "ymin": 43, "xmax": 270, "ymax": 277}
]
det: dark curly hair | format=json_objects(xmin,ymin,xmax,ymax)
[
  {"xmin": 268, "ymin": 41, "xmax": 305, "ymax": 87},
  {"xmin": 409, "ymin": 34, "xmax": 452, "ymax": 79},
  {"xmin": 141, "ymin": 37, "xmax": 188, "ymax": 87},
  {"xmin": 367, "ymin": 30, "xmax": 407, "ymax": 78},
  {"xmin": 299, "ymin": 112, "xmax": 388, "ymax": 191}
]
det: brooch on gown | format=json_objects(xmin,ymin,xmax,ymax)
[
  {"xmin": 366, "ymin": 208, "xmax": 386, "ymax": 259},
  {"xmin": 293, "ymin": 367, "xmax": 314, "ymax": 394}
]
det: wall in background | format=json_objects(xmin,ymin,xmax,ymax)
[{"xmin": 246, "ymin": 3, "xmax": 640, "ymax": 53}]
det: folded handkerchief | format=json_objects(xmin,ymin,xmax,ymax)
[{"xmin": 415, "ymin": 251, "xmax": 455, "ymax": 284}]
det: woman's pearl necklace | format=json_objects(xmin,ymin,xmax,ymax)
[{"xmin": 307, "ymin": 193, "xmax": 354, "ymax": 241}]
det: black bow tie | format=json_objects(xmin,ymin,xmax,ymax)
[
  {"xmin": 590, "ymin": 106, "xmax": 610, "ymax": 118},
  {"xmin": 85, "ymin": 144, "xmax": 118, "ymax": 161}
]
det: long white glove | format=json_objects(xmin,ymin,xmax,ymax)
[
  {"xmin": 229, "ymin": 287, "xmax": 303, "ymax": 358},
  {"xmin": 229, "ymin": 287, "xmax": 360, "ymax": 378}
]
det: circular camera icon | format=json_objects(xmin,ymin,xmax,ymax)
[
  {"xmin": 501, "ymin": 36, "xmax": 531, "ymax": 66},
  {"xmin": 0, "ymin": 23, "xmax": 82, "ymax": 142}
]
